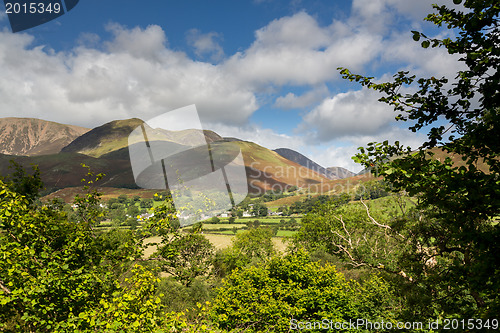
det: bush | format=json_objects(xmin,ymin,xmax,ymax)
[{"xmin": 211, "ymin": 249, "xmax": 398, "ymax": 332}]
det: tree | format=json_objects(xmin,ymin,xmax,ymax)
[
  {"xmin": 0, "ymin": 165, "xmax": 219, "ymax": 332},
  {"xmin": 2, "ymin": 160, "xmax": 43, "ymax": 204},
  {"xmin": 213, "ymin": 228, "xmax": 276, "ymax": 278},
  {"xmin": 139, "ymin": 198, "xmax": 153, "ymax": 209},
  {"xmin": 156, "ymin": 233, "xmax": 214, "ymax": 287},
  {"xmin": 0, "ymin": 167, "xmax": 140, "ymax": 331},
  {"xmin": 211, "ymin": 249, "xmax": 398, "ymax": 333},
  {"xmin": 337, "ymin": 0, "xmax": 499, "ymax": 319},
  {"xmin": 127, "ymin": 204, "xmax": 139, "ymax": 217},
  {"xmin": 251, "ymin": 203, "xmax": 268, "ymax": 217},
  {"xmin": 117, "ymin": 194, "xmax": 129, "ymax": 205}
]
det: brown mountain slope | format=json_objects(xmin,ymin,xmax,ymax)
[
  {"xmin": 230, "ymin": 140, "xmax": 332, "ymax": 194},
  {"xmin": 0, "ymin": 118, "xmax": 90, "ymax": 156}
]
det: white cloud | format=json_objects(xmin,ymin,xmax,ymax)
[
  {"xmin": 0, "ymin": 25, "xmax": 257, "ymax": 127},
  {"xmin": 299, "ymin": 88, "xmax": 395, "ymax": 142},
  {"xmin": 381, "ymin": 30, "xmax": 464, "ymax": 78},
  {"xmin": 308, "ymin": 145, "xmax": 364, "ymax": 173},
  {"xmin": 351, "ymin": 0, "xmax": 464, "ymax": 28},
  {"xmin": 254, "ymin": 11, "xmax": 331, "ymax": 49},
  {"xmin": 307, "ymin": 125, "xmax": 427, "ymax": 173},
  {"xmin": 274, "ymin": 85, "xmax": 329, "ymax": 109},
  {"xmin": 207, "ymin": 122, "xmax": 305, "ymax": 152},
  {"xmin": 105, "ymin": 23, "xmax": 168, "ymax": 61},
  {"xmin": 222, "ymin": 11, "xmax": 384, "ymax": 87},
  {"xmin": 186, "ymin": 29, "xmax": 225, "ymax": 62}
]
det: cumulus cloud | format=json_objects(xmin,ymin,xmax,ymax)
[
  {"xmin": 0, "ymin": 25, "xmax": 257, "ymax": 128},
  {"xmin": 207, "ymin": 122, "xmax": 305, "ymax": 152},
  {"xmin": 0, "ymin": 0, "xmax": 464, "ymax": 161},
  {"xmin": 381, "ymin": 30, "xmax": 464, "ymax": 78},
  {"xmin": 307, "ymin": 126, "xmax": 427, "ymax": 173},
  {"xmin": 186, "ymin": 29, "xmax": 225, "ymax": 62},
  {"xmin": 223, "ymin": 11, "xmax": 384, "ymax": 87},
  {"xmin": 105, "ymin": 23, "xmax": 168, "ymax": 61},
  {"xmin": 299, "ymin": 88, "xmax": 395, "ymax": 142},
  {"xmin": 274, "ymin": 85, "xmax": 329, "ymax": 109}
]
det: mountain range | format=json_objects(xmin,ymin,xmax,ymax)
[{"xmin": 0, "ymin": 117, "xmax": 357, "ymax": 197}]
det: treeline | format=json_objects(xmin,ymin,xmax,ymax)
[{"xmin": 0, "ymin": 165, "xmax": 400, "ymax": 332}]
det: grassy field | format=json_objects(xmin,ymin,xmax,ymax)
[
  {"xmin": 143, "ymin": 233, "xmax": 289, "ymax": 258},
  {"xmin": 198, "ymin": 223, "xmax": 247, "ymax": 230},
  {"xmin": 214, "ymin": 217, "xmax": 302, "ymax": 224}
]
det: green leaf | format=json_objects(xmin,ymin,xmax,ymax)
[
  {"xmin": 411, "ymin": 31, "xmax": 420, "ymax": 41},
  {"xmin": 421, "ymin": 40, "xmax": 430, "ymax": 48}
]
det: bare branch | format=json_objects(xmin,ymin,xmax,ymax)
[
  {"xmin": 0, "ymin": 280, "xmax": 11, "ymax": 295},
  {"xmin": 360, "ymin": 197, "xmax": 405, "ymax": 239}
]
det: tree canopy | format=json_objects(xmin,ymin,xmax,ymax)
[{"xmin": 334, "ymin": 0, "xmax": 499, "ymax": 319}]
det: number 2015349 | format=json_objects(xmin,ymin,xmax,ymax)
[{"xmin": 5, "ymin": 2, "xmax": 62, "ymax": 14}]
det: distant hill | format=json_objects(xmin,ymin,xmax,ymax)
[
  {"xmin": 61, "ymin": 118, "xmax": 223, "ymax": 157},
  {"xmin": 236, "ymin": 142, "xmax": 333, "ymax": 193},
  {"xmin": 0, "ymin": 117, "xmax": 364, "ymax": 196},
  {"xmin": 327, "ymin": 166, "xmax": 357, "ymax": 179},
  {"xmin": 0, "ymin": 117, "xmax": 90, "ymax": 156},
  {"xmin": 60, "ymin": 118, "xmax": 144, "ymax": 157},
  {"xmin": 0, "ymin": 152, "xmax": 136, "ymax": 193},
  {"xmin": 274, "ymin": 148, "xmax": 341, "ymax": 180}
]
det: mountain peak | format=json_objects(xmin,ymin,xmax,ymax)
[
  {"xmin": 0, "ymin": 117, "xmax": 90, "ymax": 156},
  {"xmin": 61, "ymin": 118, "xmax": 224, "ymax": 158},
  {"xmin": 273, "ymin": 148, "xmax": 339, "ymax": 180}
]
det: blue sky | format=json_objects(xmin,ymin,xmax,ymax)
[{"xmin": 0, "ymin": 0, "xmax": 463, "ymax": 172}]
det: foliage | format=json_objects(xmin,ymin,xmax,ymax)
[
  {"xmin": 140, "ymin": 198, "xmax": 154, "ymax": 208},
  {"xmin": 0, "ymin": 164, "xmax": 219, "ymax": 332},
  {"xmin": 211, "ymin": 249, "xmax": 398, "ymax": 332},
  {"xmin": 2, "ymin": 160, "xmax": 44, "ymax": 204},
  {"xmin": 73, "ymin": 264, "xmax": 187, "ymax": 333},
  {"xmin": 156, "ymin": 233, "xmax": 215, "ymax": 287},
  {"xmin": 213, "ymin": 228, "xmax": 276, "ymax": 278},
  {"xmin": 262, "ymin": 189, "xmax": 289, "ymax": 202},
  {"xmin": 288, "ymin": 193, "xmax": 350, "ymax": 215},
  {"xmin": 353, "ymin": 180, "xmax": 389, "ymax": 200},
  {"xmin": 294, "ymin": 195, "xmax": 413, "ymax": 273},
  {"xmin": 0, "ymin": 167, "xmax": 138, "ymax": 332},
  {"xmin": 251, "ymin": 202, "xmax": 268, "ymax": 217},
  {"xmin": 338, "ymin": 0, "xmax": 500, "ymax": 319},
  {"xmin": 144, "ymin": 196, "xmax": 214, "ymax": 287},
  {"xmin": 157, "ymin": 277, "xmax": 214, "ymax": 314}
]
